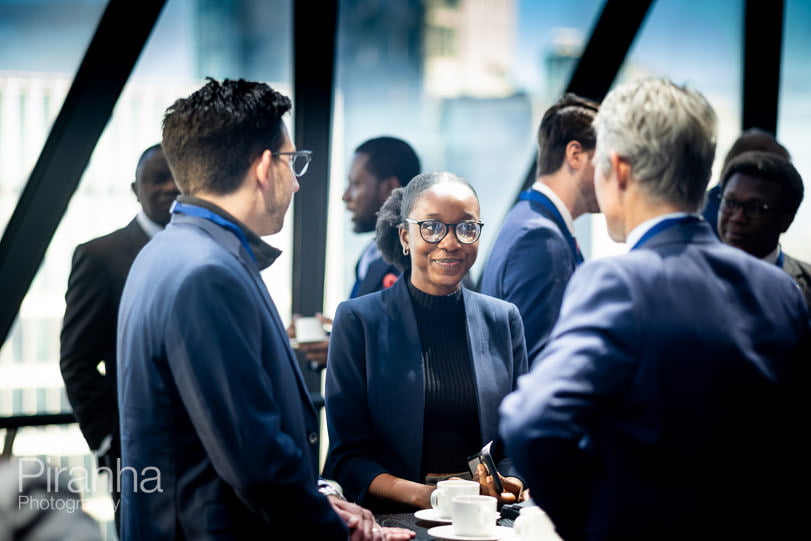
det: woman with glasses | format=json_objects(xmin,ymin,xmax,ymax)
[{"xmin": 323, "ymin": 171, "xmax": 528, "ymax": 512}]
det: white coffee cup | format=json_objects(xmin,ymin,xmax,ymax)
[
  {"xmin": 513, "ymin": 505, "xmax": 562, "ymax": 540},
  {"xmin": 429, "ymin": 479, "xmax": 479, "ymax": 519},
  {"xmin": 294, "ymin": 316, "xmax": 327, "ymax": 343},
  {"xmin": 451, "ymin": 495, "xmax": 498, "ymax": 537}
]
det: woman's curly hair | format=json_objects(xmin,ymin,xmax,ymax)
[{"xmin": 375, "ymin": 187, "xmax": 410, "ymax": 271}]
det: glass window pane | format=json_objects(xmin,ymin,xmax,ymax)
[{"xmin": 778, "ymin": 0, "xmax": 811, "ymax": 261}]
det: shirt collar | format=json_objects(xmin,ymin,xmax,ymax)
[
  {"xmin": 625, "ymin": 212, "xmax": 695, "ymax": 250},
  {"xmin": 531, "ymin": 181, "xmax": 574, "ymax": 234},
  {"xmin": 175, "ymin": 194, "xmax": 281, "ymax": 270},
  {"xmin": 135, "ymin": 210, "xmax": 165, "ymax": 239}
]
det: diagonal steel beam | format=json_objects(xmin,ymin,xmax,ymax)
[
  {"xmin": 0, "ymin": 0, "xmax": 167, "ymax": 346},
  {"xmin": 742, "ymin": 0, "xmax": 784, "ymax": 133},
  {"xmin": 515, "ymin": 0, "xmax": 655, "ymax": 199}
]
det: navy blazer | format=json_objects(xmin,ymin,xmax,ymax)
[
  {"xmin": 117, "ymin": 212, "xmax": 347, "ymax": 540},
  {"xmin": 480, "ymin": 197, "xmax": 578, "ymax": 362},
  {"xmin": 500, "ymin": 219, "xmax": 811, "ymax": 540},
  {"xmin": 323, "ymin": 275, "xmax": 528, "ymax": 504}
]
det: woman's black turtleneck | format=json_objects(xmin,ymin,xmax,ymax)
[{"xmin": 406, "ymin": 279, "xmax": 481, "ymax": 477}]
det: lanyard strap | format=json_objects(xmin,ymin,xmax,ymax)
[
  {"xmin": 776, "ymin": 249, "xmax": 785, "ymax": 268},
  {"xmin": 519, "ymin": 189, "xmax": 583, "ymax": 265},
  {"xmin": 172, "ymin": 201, "xmax": 256, "ymax": 263},
  {"xmin": 630, "ymin": 216, "xmax": 700, "ymax": 250}
]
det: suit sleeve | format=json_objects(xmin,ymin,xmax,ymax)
[
  {"xmin": 499, "ymin": 227, "xmax": 575, "ymax": 362},
  {"xmin": 60, "ymin": 244, "xmax": 116, "ymax": 451},
  {"xmin": 164, "ymin": 264, "xmax": 346, "ymax": 539},
  {"xmin": 499, "ymin": 260, "xmax": 639, "ymax": 531},
  {"xmin": 323, "ymin": 302, "xmax": 389, "ymax": 504},
  {"xmin": 494, "ymin": 303, "xmax": 529, "ymax": 479}
]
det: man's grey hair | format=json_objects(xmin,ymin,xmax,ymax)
[{"xmin": 593, "ymin": 78, "xmax": 717, "ymax": 211}]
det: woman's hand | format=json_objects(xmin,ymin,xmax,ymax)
[{"xmin": 474, "ymin": 463, "xmax": 524, "ymax": 505}]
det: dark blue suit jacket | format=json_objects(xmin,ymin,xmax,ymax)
[
  {"xmin": 480, "ymin": 197, "xmax": 578, "ymax": 362},
  {"xmin": 323, "ymin": 276, "xmax": 528, "ymax": 504},
  {"xmin": 500, "ymin": 219, "xmax": 811, "ymax": 540},
  {"xmin": 352, "ymin": 255, "xmax": 399, "ymax": 298},
  {"xmin": 117, "ymin": 211, "xmax": 347, "ymax": 540}
]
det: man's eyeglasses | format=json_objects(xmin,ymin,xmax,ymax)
[
  {"xmin": 275, "ymin": 150, "xmax": 312, "ymax": 177},
  {"xmin": 718, "ymin": 195, "xmax": 770, "ymax": 218},
  {"xmin": 404, "ymin": 218, "xmax": 484, "ymax": 244}
]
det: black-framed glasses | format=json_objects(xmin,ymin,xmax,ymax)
[
  {"xmin": 404, "ymin": 218, "xmax": 484, "ymax": 244},
  {"xmin": 718, "ymin": 194, "xmax": 770, "ymax": 218},
  {"xmin": 275, "ymin": 150, "xmax": 312, "ymax": 177}
]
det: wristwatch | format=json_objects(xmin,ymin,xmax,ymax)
[{"xmin": 317, "ymin": 479, "xmax": 346, "ymax": 500}]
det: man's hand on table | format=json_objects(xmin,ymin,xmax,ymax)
[
  {"xmin": 328, "ymin": 497, "xmax": 416, "ymax": 541},
  {"xmin": 475, "ymin": 462, "xmax": 524, "ymax": 506}
]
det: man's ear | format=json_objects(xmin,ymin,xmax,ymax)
[
  {"xmin": 610, "ymin": 152, "xmax": 632, "ymax": 191},
  {"xmin": 564, "ymin": 141, "xmax": 587, "ymax": 171},
  {"xmin": 254, "ymin": 150, "xmax": 274, "ymax": 188},
  {"xmin": 778, "ymin": 210, "xmax": 796, "ymax": 234},
  {"xmin": 131, "ymin": 181, "xmax": 139, "ymax": 200},
  {"xmin": 378, "ymin": 176, "xmax": 401, "ymax": 200}
]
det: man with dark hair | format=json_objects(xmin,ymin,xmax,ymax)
[
  {"xmin": 500, "ymin": 78, "xmax": 810, "ymax": 541},
  {"xmin": 344, "ymin": 136, "xmax": 421, "ymax": 297},
  {"xmin": 117, "ymin": 79, "xmax": 413, "ymax": 540},
  {"xmin": 293, "ymin": 136, "xmax": 420, "ymax": 367},
  {"xmin": 480, "ymin": 93, "xmax": 600, "ymax": 362},
  {"xmin": 718, "ymin": 150, "xmax": 811, "ymax": 306},
  {"xmin": 60, "ymin": 143, "xmax": 178, "ymax": 530},
  {"xmin": 701, "ymin": 127, "xmax": 790, "ymax": 236}
]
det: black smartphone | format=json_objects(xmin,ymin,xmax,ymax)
[{"xmin": 467, "ymin": 441, "xmax": 504, "ymax": 494}]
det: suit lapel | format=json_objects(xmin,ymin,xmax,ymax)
[
  {"xmin": 461, "ymin": 290, "xmax": 498, "ymax": 444},
  {"xmin": 382, "ymin": 278, "xmax": 426, "ymax": 479}
]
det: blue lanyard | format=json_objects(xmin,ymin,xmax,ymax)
[
  {"xmin": 630, "ymin": 216, "xmax": 700, "ymax": 250},
  {"xmin": 776, "ymin": 249, "xmax": 785, "ymax": 268},
  {"xmin": 519, "ymin": 189, "xmax": 584, "ymax": 265},
  {"xmin": 172, "ymin": 201, "xmax": 256, "ymax": 262}
]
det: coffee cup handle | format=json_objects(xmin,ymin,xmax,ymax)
[{"xmin": 430, "ymin": 489, "xmax": 441, "ymax": 509}]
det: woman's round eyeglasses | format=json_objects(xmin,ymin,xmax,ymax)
[{"xmin": 404, "ymin": 218, "xmax": 484, "ymax": 244}]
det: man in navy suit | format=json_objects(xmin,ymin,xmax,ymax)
[
  {"xmin": 60, "ymin": 143, "xmax": 178, "ymax": 530},
  {"xmin": 480, "ymin": 94, "xmax": 600, "ymax": 362},
  {"xmin": 117, "ymin": 79, "xmax": 413, "ymax": 540},
  {"xmin": 499, "ymin": 78, "xmax": 810, "ymax": 541}
]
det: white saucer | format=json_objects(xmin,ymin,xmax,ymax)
[
  {"xmin": 427, "ymin": 524, "xmax": 515, "ymax": 540},
  {"xmin": 414, "ymin": 508, "xmax": 452, "ymax": 523}
]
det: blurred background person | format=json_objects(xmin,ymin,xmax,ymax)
[
  {"xmin": 701, "ymin": 127, "xmax": 790, "ymax": 236},
  {"xmin": 59, "ymin": 143, "xmax": 178, "ymax": 531},
  {"xmin": 324, "ymin": 172, "xmax": 527, "ymax": 512},
  {"xmin": 291, "ymin": 136, "xmax": 421, "ymax": 368},
  {"xmin": 717, "ymin": 150, "xmax": 811, "ymax": 307}
]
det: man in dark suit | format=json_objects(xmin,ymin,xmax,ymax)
[
  {"xmin": 59, "ymin": 143, "xmax": 178, "ymax": 527},
  {"xmin": 117, "ymin": 79, "xmax": 413, "ymax": 540},
  {"xmin": 717, "ymin": 150, "xmax": 811, "ymax": 307},
  {"xmin": 293, "ymin": 136, "xmax": 421, "ymax": 367},
  {"xmin": 480, "ymin": 94, "xmax": 600, "ymax": 362},
  {"xmin": 500, "ymin": 78, "xmax": 810, "ymax": 541}
]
